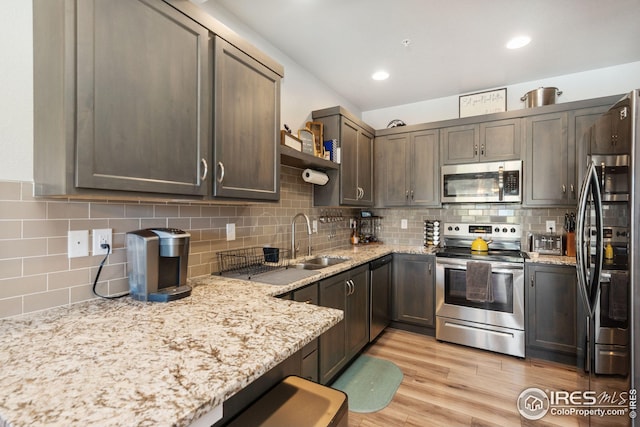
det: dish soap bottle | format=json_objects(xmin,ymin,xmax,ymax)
[
  {"xmin": 350, "ymin": 224, "xmax": 359, "ymax": 245},
  {"xmin": 605, "ymin": 243, "xmax": 614, "ymax": 260}
]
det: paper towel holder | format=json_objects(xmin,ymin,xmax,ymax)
[{"xmin": 302, "ymin": 168, "xmax": 329, "ymax": 185}]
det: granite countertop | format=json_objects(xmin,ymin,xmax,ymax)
[
  {"xmin": 525, "ymin": 252, "xmax": 577, "ymax": 266},
  {"xmin": 0, "ymin": 244, "xmax": 433, "ymax": 427}
]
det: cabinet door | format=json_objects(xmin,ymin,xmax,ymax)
[
  {"xmin": 213, "ymin": 38, "xmax": 280, "ymax": 200},
  {"xmin": 346, "ymin": 266, "xmax": 369, "ymax": 359},
  {"xmin": 410, "ymin": 130, "xmax": 440, "ymax": 206},
  {"xmin": 392, "ymin": 254, "xmax": 435, "ymax": 327},
  {"xmin": 75, "ymin": 0, "xmax": 210, "ymax": 195},
  {"xmin": 357, "ymin": 129, "xmax": 374, "ymax": 206},
  {"xmin": 375, "ymin": 134, "xmax": 409, "ymax": 207},
  {"xmin": 319, "ymin": 272, "xmax": 348, "ymax": 384},
  {"xmin": 441, "ymin": 124, "xmax": 479, "ymax": 164},
  {"xmin": 572, "ymin": 105, "xmax": 611, "ymax": 186},
  {"xmin": 524, "ymin": 112, "xmax": 571, "ymax": 206},
  {"xmin": 526, "ymin": 265, "xmax": 577, "ymax": 355},
  {"xmin": 590, "ymin": 106, "xmax": 631, "ymax": 155},
  {"xmin": 479, "ymin": 118, "xmax": 521, "ymax": 161},
  {"xmin": 340, "ymin": 119, "xmax": 360, "ymax": 205}
]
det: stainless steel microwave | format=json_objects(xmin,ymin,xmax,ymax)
[{"xmin": 441, "ymin": 160, "xmax": 522, "ymax": 203}]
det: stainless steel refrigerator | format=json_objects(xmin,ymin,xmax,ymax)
[{"xmin": 575, "ymin": 89, "xmax": 638, "ymax": 426}]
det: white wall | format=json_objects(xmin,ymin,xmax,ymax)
[
  {"xmin": 196, "ymin": 2, "xmax": 361, "ymax": 131},
  {"xmin": 0, "ymin": 1, "xmax": 33, "ymax": 182},
  {"xmin": 362, "ymin": 62, "xmax": 640, "ymax": 129}
]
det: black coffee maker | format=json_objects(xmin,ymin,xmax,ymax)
[{"xmin": 126, "ymin": 228, "xmax": 191, "ymax": 302}]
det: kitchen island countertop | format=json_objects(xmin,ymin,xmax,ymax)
[{"xmin": 0, "ymin": 244, "xmax": 432, "ymax": 427}]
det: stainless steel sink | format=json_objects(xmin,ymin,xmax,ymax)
[{"xmin": 293, "ymin": 256, "xmax": 349, "ymax": 270}]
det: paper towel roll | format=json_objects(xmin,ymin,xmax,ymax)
[{"xmin": 302, "ymin": 169, "xmax": 329, "ymax": 185}]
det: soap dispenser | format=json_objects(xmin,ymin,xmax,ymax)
[{"xmin": 605, "ymin": 243, "xmax": 614, "ymax": 260}]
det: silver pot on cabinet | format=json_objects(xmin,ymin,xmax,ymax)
[{"xmin": 521, "ymin": 87, "xmax": 562, "ymax": 107}]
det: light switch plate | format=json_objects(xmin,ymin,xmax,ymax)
[
  {"xmin": 68, "ymin": 230, "xmax": 89, "ymax": 258},
  {"xmin": 226, "ymin": 223, "xmax": 236, "ymax": 241}
]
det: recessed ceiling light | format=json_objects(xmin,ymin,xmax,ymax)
[
  {"xmin": 372, "ymin": 70, "xmax": 390, "ymax": 81},
  {"xmin": 506, "ymin": 35, "xmax": 531, "ymax": 49}
]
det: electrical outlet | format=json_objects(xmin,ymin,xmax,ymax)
[
  {"xmin": 68, "ymin": 230, "xmax": 89, "ymax": 258},
  {"xmin": 401, "ymin": 219, "xmax": 408, "ymax": 229},
  {"xmin": 92, "ymin": 228, "xmax": 112, "ymax": 255},
  {"xmin": 226, "ymin": 223, "xmax": 236, "ymax": 241},
  {"xmin": 545, "ymin": 220, "xmax": 556, "ymax": 233}
]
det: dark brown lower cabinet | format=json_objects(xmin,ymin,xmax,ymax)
[
  {"xmin": 292, "ymin": 283, "xmax": 319, "ymax": 382},
  {"xmin": 526, "ymin": 263, "xmax": 581, "ymax": 364},
  {"xmin": 392, "ymin": 254, "xmax": 435, "ymax": 328},
  {"xmin": 319, "ymin": 265, "xmax": 369, "ymax": 385}
]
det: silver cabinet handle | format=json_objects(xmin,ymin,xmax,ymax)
[
  {"xmin": 480, "ymin": 144, "xmax": 485, "ymax": 156},
  {"xmin": 562, "ymin": 184, "xmax": 566, "ymax": 193},
  {"xmin": 217, "ymin": 161, "xmax": 225, "ymax": 184},
  {"xmin": 474, "ymin": 144, "xmax": 478, "ymax": 156},
  {"xmin": 570, "ymin": 184, "xmax": 575, "ymax": 194},
  {"xmin": 346, "ymin": 279, "xmax": 355, "ymax": 296},
  {"xmin": 410, "ymin": 189, "xmax": 414, "ymax": 200},
  {"xmin": 200, "ymin": 158, "xmax": 208, "ymax": 181},
  {"xmin": 405, "ymin": 190, "xmax": 409, "ymax": 200}
]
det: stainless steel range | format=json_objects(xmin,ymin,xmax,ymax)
[{"xmin": 435, "ymin": 223, "xmax": 526, "ymax": 357}]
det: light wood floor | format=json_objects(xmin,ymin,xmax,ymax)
[{"xmin": 347, "ymin": 328, "xmax": 628, "ymax": 427}]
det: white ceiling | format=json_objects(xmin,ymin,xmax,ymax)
[{"xmin": 203, "ymin": 0, "xmax": 640, "ymax": 112}]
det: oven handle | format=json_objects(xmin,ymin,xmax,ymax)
[
  {"xmin": 436, "ymin": 258, "xmax": 523, "ymax": 272},
  {"xmin": 444, "ymin": 320, "xmax": 516, "ymax": 338}
]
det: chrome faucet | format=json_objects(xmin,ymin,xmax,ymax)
[{"xmin": 291, "ymin": 213, "xmax": 312, "ymax": 259}]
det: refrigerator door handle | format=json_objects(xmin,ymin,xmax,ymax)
[{"xmin": 576, "ymin": 161, "xmax": 604, "ymax": 317}]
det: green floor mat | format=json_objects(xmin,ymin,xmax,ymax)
[{"xmin": 331, "ymin": 354, "xmax": 403, "ymax": 413}]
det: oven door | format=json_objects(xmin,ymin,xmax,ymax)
[{"xmin": 435, "ymin": 257, "xmax": 525, "ymax": 331}]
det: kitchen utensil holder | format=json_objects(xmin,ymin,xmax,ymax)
[{"xmin": 217, "ymin": 247, "xmax": 290, "ymax": 276}]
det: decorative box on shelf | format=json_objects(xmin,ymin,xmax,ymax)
[{"xmin": 281, "ymin": 130, "xmax": 302, "ymax": 151}]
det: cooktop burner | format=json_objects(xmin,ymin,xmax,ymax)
[
  {"xmin": 435, "ymin": 247, "xmax": 526, "ymax": 263},
  {"xmin": 437, "ymin": 222, "xmax": 525, "ymax": 263}
]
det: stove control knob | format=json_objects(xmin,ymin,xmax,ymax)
[
  {"xmin": 510, "ymin": 227, "xmax": 516, "ymax": 233},
  {"xmin": 454, "ymin": 226, "xmax": 459, "ymax": 231},
  {"xmin": 494, "ymin": 227, "xmax": 500, "ymax": 233},
  {"xmin": 502, "ymin": 227, "xmax": 508, "ymax": 233},
  {"xmin": 448, "ymin": 226, "xmax": 453, "ymax": 231}
]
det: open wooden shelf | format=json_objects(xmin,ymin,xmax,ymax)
[{"xmin": 280, "ymin": 145, "xmax": 339, "ymax": 170}]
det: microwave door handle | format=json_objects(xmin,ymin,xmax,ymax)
[{"xmin": 498, "ymin": 166, "xmax": 504, "ymax": 201}]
